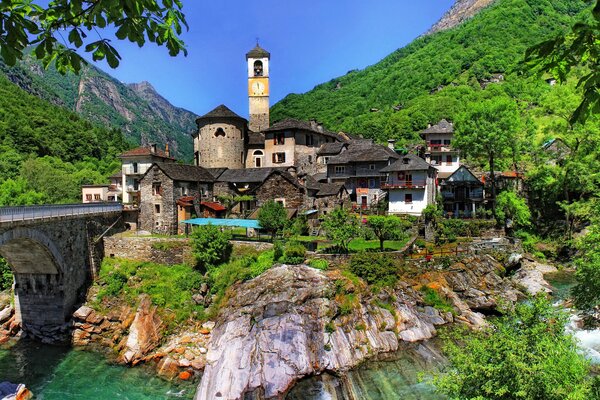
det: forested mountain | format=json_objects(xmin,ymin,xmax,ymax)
[
  {"xmin": 271, "ymin": 0, "xmax": 591, "ymax": 144},
  {"xmin": 0, "ymin": 55, "xmax": 196, "ymax": 159},
  {"xmin": 0, "ymin": 75, "xmax": 129, "ymax": 205}
]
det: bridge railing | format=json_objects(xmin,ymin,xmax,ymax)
[{"xmin": 0, "ymin": 203, "xmax": 123, "ymax": 223}]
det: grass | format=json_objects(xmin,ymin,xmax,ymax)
[
  {"xmin": 420, "ymin": 286, "xmax": 455, "ymax": 314},
  {"xmin": 94, "ymin": 258, "xmax": 206, "ymax": 326}
]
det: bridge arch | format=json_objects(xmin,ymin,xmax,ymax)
[{"xmin": 0, "ymin": 227, "xmax": 66, "ymax": 275}]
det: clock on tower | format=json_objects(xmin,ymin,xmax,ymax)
[{"xmin": 246, "ymin": 43, "xmax": 270, "ymax": 132}]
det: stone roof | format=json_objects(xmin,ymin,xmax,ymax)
[
  {"xmin": 264, "ymin": 118, "xmax": 342, "ymax": 140},
  {"xmin": 317, "ymin": 142, "xmax": 347, "ymax": 156},
  {"xmin": 248, "ymin": 132, "xmax": 265, "ymax": 146},
  {"xmin": 246, "ymin": 44, "xmax": 270, "ymax": 60},
  {"xmin": 327, "ymin": 140, "xmax": 399, "ymax": 164},
  {"xmin": 216, "ymin": 167, "xmax": 288, "ymax": 184},
  {"xmin": 119, "ymin": 146, "xmax": 174, "ymax": 160},
  {"xmin": 196, "ymin": 104, "xmax": 247, "ymax": 122},
  {"xmin": 205, "ymin": 168, "xmax": 228, "ymax": 180},
  {"xmin": 380, "ymin": 154, "xmax": 433, "ymax": 172},
  {"xmin": 316, "ymin": 182, "xmax": 345, "ymax": 197},
  {"xmin": 154, "ymin": 163, "xmax": 215, "ymax": 182},
  {"xmin": 421, "ymin": 119, "xmax": 454, "ymax": 135}
]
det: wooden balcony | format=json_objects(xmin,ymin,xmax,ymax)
[{"xmin": 381, "ymin": 180, "xmax": 427, "ymax": 189}]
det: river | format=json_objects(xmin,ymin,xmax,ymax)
[{"xmin": 0, "ymin": 270, "xmax": 597, "ymax": 400}]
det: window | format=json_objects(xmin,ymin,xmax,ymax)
[
  {"xmin": 443, "ymin": 139, "xmax": 451, "ymax": 145},
  {"xmin": 431, "ymin": 155, "xmax": 442, "ymax": 165},
  {"xmin": 405, "ymin": 194, "xmax": 413, "ymax": 204},
  {"xmin": 94, "ymin": 194, "xmax": 101, "ymax": 201},
  {"xmin": 132, "ymin": 163, "xmax": 138, "ymax": 174},
  {"xmin": 154, "ymin": 204, "xmax": 161, "ymax": 214},
  {"xmin": 133, "ymin": 180, "xmax": 139, "ymax": 191},
  {"xmin": 369, "ymin": 178, "xmax": 376, "ymax": 189},
  {"xmin": 180, "ymin": 186, "xmax": 189, "ymax": 196},
  {"xmin": 274, "ymin": 132, "xmax": 285, "ymax": 145},
  {"xmin": 275, "ymin": 198, "xmax": 286, "ymax": 207},
  {"xmin": 306, "ymin": 135, "xmax": 314, "ymax": 146},
  {"xmin": 253, "ymin": 60, "xmax": 263, "ymax": 76},
  {"xmin": 194, "ymin": 151, "xmax": 200, "ymax": 166},
  {"xmin": 255, "ymin": 157, "xmax": 262, "ymax": 167},
  {"xmin": 334, "ymin": 166, "xmax": 346, "ymax": 175},
  {"xmin": 308, "ymin": 155, "xmax": 313, "ymax": 163},
  {"xmin": 402, "ymin": 158, "xmax": 409, "ymax": 165},
  {"xmin": 152, "ymin": 183, "xmax": 162, "ymax": 196},
  {"xmin": 446, "ymin": 155, "xmax": 453, "ymax": 166},
  {"xmin": 214, "ymin": 128, "xmax": 226, "ymax": 138},
  {"xmin": 369, "ymin": 164, "xmax": 375, "ymax": 170},
  {"xmin": 272, "ymin": 152, "xmax": 286, "ymax": 164},
  {"xmin": 86, "ymin": 194, "xmax": 92, "ymax": 201},
  {"xmin": 323, "ymin": 157, "xmax": 330, "ymax": 164}
]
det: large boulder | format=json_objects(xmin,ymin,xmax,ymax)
[{"xmin": 121, "ymin": 294, "xmax": 163, "ymax": 364}]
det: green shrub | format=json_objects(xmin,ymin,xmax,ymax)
[
  {"xmin": 325, "ymin": 321, "xmax": 336, "ymax": 333},
  {"xmin": 281, "ymin": 242, "xmax": 306, "ymax": 264},
  {"xmin": 0, "ymin": 257, "xmax": 13, "ymax": 291},
  {"xmin": 190, "ymin": 225, "xmax": 232, "ymax": 271},
  {"xmin": 273, "ymin": 240, "xmax": 284, "ymax": 261},
  {"xmin": 348, "ymin": 252, "xmax": 398, "ymax": 287},
  {"xmin": 420, "ymin": 286, "xmax": 454, "ymax": 314},
  {"xmin": 308, "ymin": 259, "xmax": 329, "ymax": 270}
]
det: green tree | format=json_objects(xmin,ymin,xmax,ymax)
[
  {"xmin": 0, "ymin": 178, "xmax": 46, "ymax": 206},
  {"xmin": 572, "ymin": 200, "xmax": 600, "ymax": 311},
  {"xmin": 349, "ymin": 251, "xmax": 398, "ymax": 287},
  {"xmin": 322, "ymin": 207, "xmax": 359, "ymax": 254},
  {"xmin": 455, "ymin": 95, "xmax": 522, "ymax": 219},
  {"xmin": 0, "ymin": 0, "xmax": 187, "ymax": 72},
  {"xmin": 495, "ymin": 191, "xmax": 532, "ymax": 228},
  {"xmin": 190, "ymin": 224, "xmax": 232, "ymax": 272},
  {"xmin": 258, "ymin": 200, "xmax": 288, "ymax": 241},
  {"xmin": 0, "ymin": 257, "xmax": 13, "ymax": 291},
  {"xmin": 525, "ymin": 1, "xmax": 599, "ymax": 124},
  {"xmin": 367, "ymin": 215, "xmax": 408, "ymax": 251},
  {"xmin": 434, "ymin": 296, "xmax": 594, "ymax": 400}
]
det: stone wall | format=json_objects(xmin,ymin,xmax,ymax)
[
  {"xmin": 196, "ymin": 121, "xmax": 246, "ymax": 169},
  {"xmin": 104, "ymin": 236, "xmax": 273, "ymax": 265},
  {"xmin": 255, "ymin": 173, "xmax": 306, "ymax": 210}
]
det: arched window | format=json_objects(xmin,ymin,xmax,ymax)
[
  {"xmin": 214, "ymin": 128, "xmax": 226, "ymax": 138},
  {"xmin": 253, "ymin": 60, "xmax": 263, "ymax": 76},
  {"xmin": 253, "ymin": 150, "xmax": 264, "ymax": 156}
]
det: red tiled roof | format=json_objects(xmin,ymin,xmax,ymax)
[
  {"xmin": 119, "ymin": 146, "xmax": 174, "ymax": 159},
  {"xmin": 177, "ymin": 196, "xmax": 195, "ymax": 207},
  {"xmin": 201, "ymin": 201, "xmax": 226, "ymax": 212}
]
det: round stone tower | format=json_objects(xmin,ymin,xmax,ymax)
[{"xmin": 193, "ymin": 104, "xmax": 248, "ymax": 169}]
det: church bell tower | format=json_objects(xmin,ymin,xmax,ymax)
[{"xmin": 246, "ymin": 43, "xmax": 270, "ymax": 132}]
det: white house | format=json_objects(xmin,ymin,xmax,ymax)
[
  {"xmin": 381, "ymin": 154, "xmax": 438, "ymax": 216},
  {"xmin": 421, "ymin": 119, "xmax": 460, "ymax": 178},
  {"xmin": 119, "ymin": 144, "xmax": 175, "ymax": 205}
]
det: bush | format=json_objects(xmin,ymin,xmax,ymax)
[
  {"xmin": 420, "ymin": 286, "xmax": 454, "ymax": 314},
  {"xmin": 308, "ymin": 259, "xmax": 329, "ymax": 270},
  {"xmin": 273, "ymin": 240, "xmax": 284, "ymax": 261},
  {"xmin": 190, "ymin": 225, "xmax": 232, "ymax": 271},
  {"xmin": 349, "ymin": 252, "xmax": 398, "ymax": 287},
  {"xmin": 281, "ymin": 242, "xmax": 306, "ymax": 264},
  {"xmin": 0, "ymin": 257, "xmax": 13, "ymax": 291}
]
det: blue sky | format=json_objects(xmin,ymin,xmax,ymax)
[{"xmin": 88, "ymin": 1, "xmax": 454, "ymax": 118}]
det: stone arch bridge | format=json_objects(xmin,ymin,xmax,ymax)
[{"xmin": 0, "ymin": 203, "xmax": 123, "ymax": 339}]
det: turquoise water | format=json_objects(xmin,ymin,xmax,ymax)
[{"xmin": 0, "ymin": 340, "xmax": 196, "ymax": 399}]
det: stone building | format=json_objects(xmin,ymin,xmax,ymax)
[
  {"xmin": 325, "ymin": 139, "xmax": 399, "ymax": 209},
  {"xmin": 138, "ymin": 163, "xmax": 215, "ymax": 233},
  {"xmin": 420, "ymin": 119, "xmax": 460, "ymax": 179},
  {"xmin": 119, "ymin": 145, "xmax": 175, "ymax": 205},
  {"xmin": 193, "ymin": 105, "xmax": 249, "ymax": 169}
]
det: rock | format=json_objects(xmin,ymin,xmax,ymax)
[
  {"xmin": 200, "ymin": 283, "xmax": 208, "ymax": 294},
  {"xmin": 73, "ymin": 306, "xmax": 94, "ymax": 320},
  {"xmin": 191, "ymin": 359, "xmax": 206, "ymax": 370},
  {"xmin": 120, "ymin": 294, "xmax": 163, "ymax": 364},
  {"xmin": 512, "ymin": 259, "xmax": 557, "ymax": 296},
  {"xmin": 199, "ymin": 347, "xmax": 207, "ymax": 355},
  {"xmin": 199, "ymin": 328, "xmax": 210, "ymax": 335},
  {"xmin": 201, "ymin": 321, "xmax": 216, "ymax": 331},
  {"xmin": 72, "ymin": 329, "xmax": 90, "ymax": 346},
  {"xmin": 178, "ymin": 358, "xmax": 191, "ymax": 367},
  {"xmin": 157, "ymin": 357, "xmax": 180, "ymax": 380},
  {"xmin": 192, "ymin": 294, "xmax": 204, "ymax": 305},
  {"xmin": 0, "ymin": 306, "xmax": 12, "ymax": 324},
  {"xmin": 85, "ymin": 311, "xmax": 104, "ymax": 324},
  {"xmin": 507, "ymin": 253, "xmax": 523, "ymax": 269}
]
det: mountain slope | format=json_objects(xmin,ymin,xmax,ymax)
[
  {"xmin": 426, "ymin": 0, "xmax": 497, "ymax": 35},
  {"xmin": 271, "ymin": 0, "xmax": 590, "ymax": 142},
  {"xmin": 0, "ymin": 56, "xmax": 196, "ymax": 160}
]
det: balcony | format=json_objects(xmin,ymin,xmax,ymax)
[
  {"xmin": 426, "ymin": 143, "xmax": 453, "ymax": 152},
  {"xmin": 381, "ymin": 180, "xmax": 427, "ymax": 189}
]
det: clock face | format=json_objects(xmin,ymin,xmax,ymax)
[{"xmin": 252, "ymin": 82, "xmax": 265, "ymax": 95}]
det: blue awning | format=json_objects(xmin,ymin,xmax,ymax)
[
  {"xmin": 304, "ymin": 210, "xmax": 319, "ymax": 215},
  {"xmin": 181, "ymin": 218, "xmax": 261, "ymax": 229}
]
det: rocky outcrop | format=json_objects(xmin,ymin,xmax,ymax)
[
  {"xmin": 426, "ymin": 0, "xmax": 497, "ymax": 35},
  {"xmin": 196, "ymin": 257, "xmax": 518, "ymax": 400},
  {"xmin": 121, "ymin": 295, "xmax": 163, "ymax": 365},
  {"xmin": 511, "ymin": 257, "xmax": 557, "ymax": 296}
]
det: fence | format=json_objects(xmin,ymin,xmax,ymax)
[{"xmin": 0, "ymin": 203, "xmax": 123, "ymax": 223}]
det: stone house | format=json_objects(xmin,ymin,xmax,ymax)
[
  {"xmin": 119, "ymin": 145, "xmax": 176, "ymax": 205},
  {"xmin": 381, "ymin": 154, "xmax": 438, "ymax": 216},
  {"xmin": 138, "ymin": 163, "xmax": 215, "ymax": 234},
  {"xmin": 325, "ymin": 139, "xmax": 399, "ymax": 209},
  {"xmin": 262, "ymin": 119, "xmax": 343, "ymax": 175},
  {"xmin": 303, "ymin": 176, "xmax": 349, "ymax": 215}
]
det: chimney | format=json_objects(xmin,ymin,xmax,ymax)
[
  {"xmin": 310, "ymin": 119, "xmax": 318, "ymax": 131},
  {"xmin": 387, "ymin": 139, "xmax": 397, "ymax": 150},
  {"xmin": 427, "ymin": 123, "xmax": 432, "ymax": 129},
  {"xmin": 165, "ymin": 143, "xmax": 170, "ymax": 157},
  {"xmin": 150, "ymin": 143, "xmax": 157, "ymax": 154}
]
